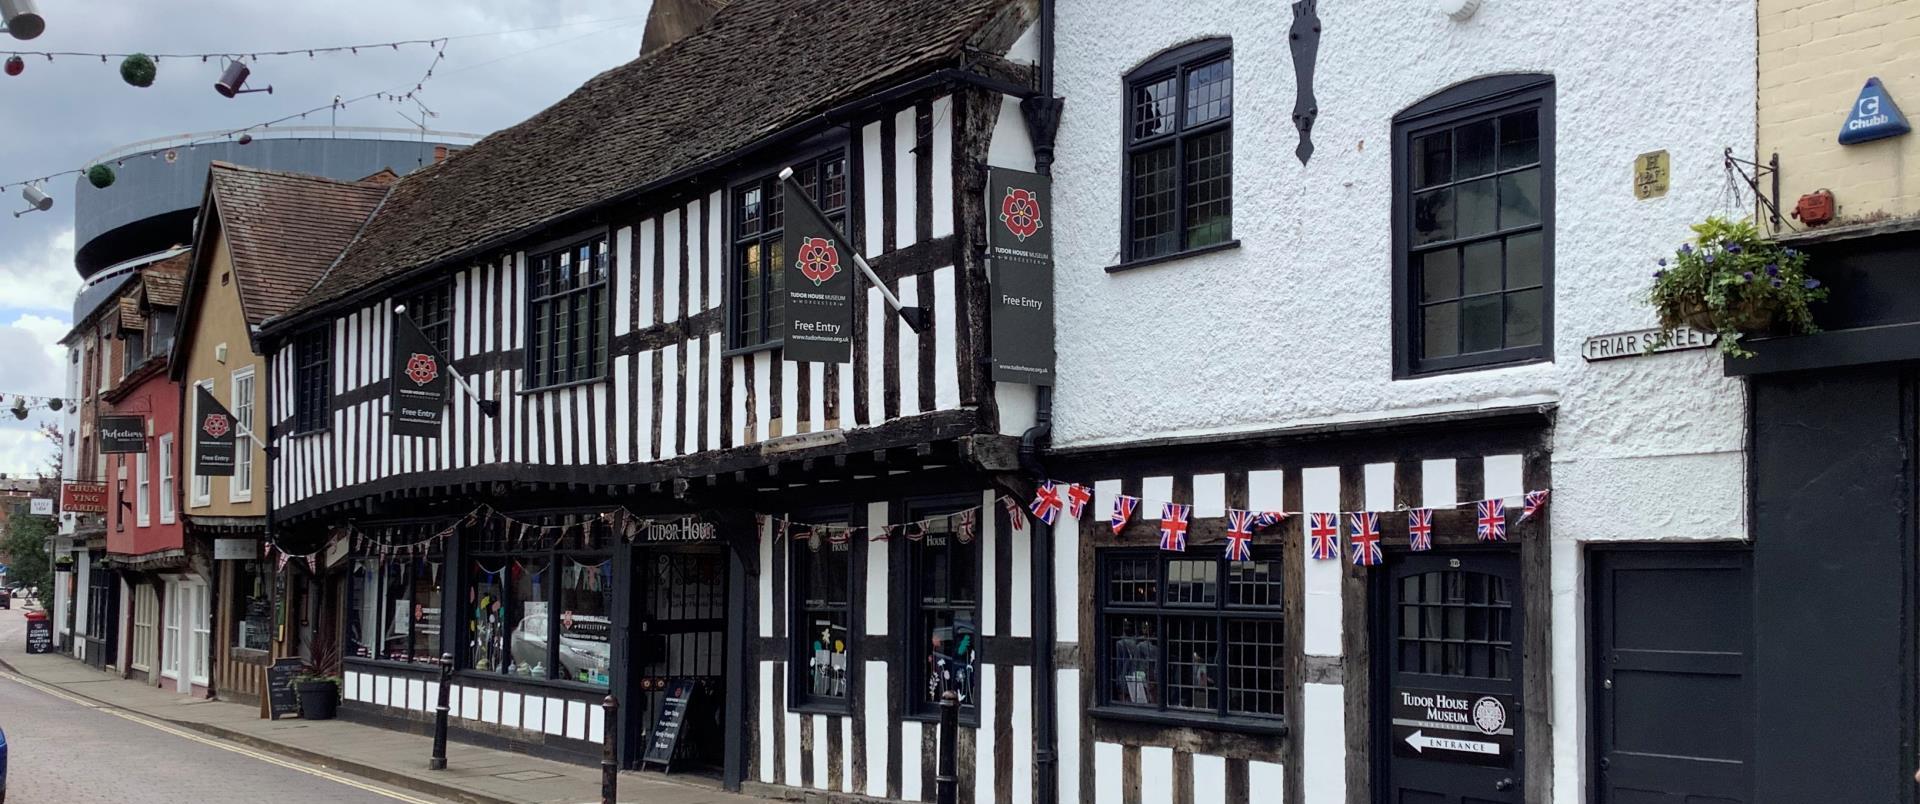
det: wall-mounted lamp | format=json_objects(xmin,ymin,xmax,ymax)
[
  {"xmin": 0, "ymin": 0, "xmax": 44, "ymax": 41},
  {"xmin": 214, "ymin": 60, "xmax": 271, "ymax": 98},
  {"xmin": 13, "ymin": 184, "xmax": 51, "ymax": 217}
]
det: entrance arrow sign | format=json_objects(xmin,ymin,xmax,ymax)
[{"xmin": 1403, "ymin": 730, "xmax": 1501, "ymax": 756}]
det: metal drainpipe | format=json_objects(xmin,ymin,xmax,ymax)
[{"xmin": 1023, "ymin": 1, "xmax": 1060, "ymax": 802}]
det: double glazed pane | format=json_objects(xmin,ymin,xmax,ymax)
[{"xmin": 1412, "ymin": 107, "xmax": 1545, "ymax": 361}]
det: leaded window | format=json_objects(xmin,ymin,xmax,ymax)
[
  {"xmin": 731, "ymin": 153, "xmax": 847, "ymax": 349},
  {"xmin": 1395, "ymin": 569, "xmax": 1513, "ymax": 679},
  {"xmin": 791, "ymin": 512, "xmax": 853, "ymax": 707},
  {"xmin": 1395, "ymin": 74, "xmax": 1554, "ymax": 375},
  {"xmin": 527, "ymin": 235, "xmax": 610, "ymax": 389},
  {"xmin": 1123, "ymin": 39, "xmax": 1233, "ymax": 264},
  {"xmin": 293, "ymin": 329, "xmax": 330, "ymax": 433},
  {"xmin": 404, "ymin": 281, "xmax": 454, "ymax": 359},
  {"xmin": 1098, "ymin": 549, "xmax": 1285, "ymax": 721}
]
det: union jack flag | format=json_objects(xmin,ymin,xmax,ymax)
[
  {"xmin": 1308, "ymin": 513, "xmax": 1340, "ymax": 561},
  {"xmin": 1349, "ymin": 512, "xmax": 1382, "ymax": 566},
  {"xmin": 903, "ymin": 522, "xmax": 927, "ymax": 542},
  {"xmin": 1476, "ymin": 499, "xmax": 1507, "ymax": 541},
  {"xmin": 1407, "ymin": 508, "xmax": 1434, "ymax": 551},
  {"xmin": 1111, "ymin": 494, "xmax": 1140, "ymax": 536},
  {"xmin": 1254, "ymin": 511, "xmax": 1289, "ymax": 530},
  {"xmin": 956, "ymin": 509, "xmax": 977, "ymax": 544},
  {"xmin": 1030, "ymin": 481, "xmax": 1065, "ymax": 525},
  {"xmin": 1224, "ymin": 509, "xmax": 1258, "ymax": 561},
  {"xmin": 1065, "ymin": 484, "xmax": 1092, "ymax": 520},
  {"xmin": 1159, "ymin": 503, "xmax": 1191, "ymax": 552},
  {"xmin": 1001, "ymin": 496, "xmax": 1026, "ymax": 531},
  {"xmin": 1520, "ymin": 489, "xmax": 1550, "ymax": 523}
]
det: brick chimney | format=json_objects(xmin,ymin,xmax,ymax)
[
  {"xmin": 433, "ymin": 145, "xmax": 449, "ymax": 164},
  {"xmin": 641, "ymin": 0, "xmax": 728, "ymax": 56}
]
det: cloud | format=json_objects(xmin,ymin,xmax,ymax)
[
  {"xmin": 0, "ymin": 228, "xmax": 77, "ymax": 314},
  {"xmin": 0, "ymin": 425, "xmax": 59, "ymax": 480}
]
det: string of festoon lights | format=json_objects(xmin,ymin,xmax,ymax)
[{"xmin": 1, "ymin": 392, "xmax": 73, "ymax": 420}]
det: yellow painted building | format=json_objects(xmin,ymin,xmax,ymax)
[
  {"xmin": 1760, "ymin": 0, "xmax": 1920, "ymax": 224},
  {"xmin": 174, "ymin": 226, "xmax": 267, "ymax": 517}
]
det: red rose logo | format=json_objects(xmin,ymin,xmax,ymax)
[
  {"xmin": 202, "ymin": 413, "xmax": 230, "ymax": 438},
  {"xmin": 405, "ymin": 352, "xmax": 438, "ymax": 386},
  {"xmin": 1000, "ymin": 187, "xmax": 1043, "ymax": 241},
  {"xmin": 794, "ymin": 236, "xmax": 841, "ymax": 286}
]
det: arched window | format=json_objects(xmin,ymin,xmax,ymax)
[
  {"xmin": 1119, "ymin": 38, "xmax": 1234, "ymax": 267},
  {"xmin": 1392, "ymin": 74, "xmax": 1554, "ymax": 376}
]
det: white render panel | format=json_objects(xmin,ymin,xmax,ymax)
[
  {"xmin": 1192, "ymin": 753, "xmax": 1226, "ymax": 804},
  {"xmin": 1423, "ymin": 458, "xmax": 1458, "ymax": 508},
  {"xmin": 461, "ymin": 686, "xmax": 480, "ymax": 720},
  {"xmin": 662, "ymin": 209, "xmax": 682, "ymax": 324},
  {"xmin": 1011, "ymin": 665, "xmax": 1034, "ymax": 803},
  {"xmin": 866, "ymin": 287, "xmax": 885, "ymax": 422},
  {"xmin": 1365, "ymin": 462, "xmax": 1395, "ymax": 512},
  {"xmin": 1142, "ymin": 476, "xmax": 1172, "ymax": 519},
  {"xmin": 1302, "ymin": 466, "xmax": 1342, "ymax": 656},
  {"xmin": 686, "ymin": 200, "xmax": 703, "ymax": 320},
  {"xmin": 841, "ymin": 717, "xmax": 854, "ymax": 794},
  {"xmin": 1094, "ymin": 741, "xmax": 1121, "ymax": 804},
  {"xmin": 901, "ymin": 720, "xmax": 925, "ymax": 802},
  {"xmin": 523, "ymin": 695, "xmax": 545, "ymax": 734},
  {"xmin": 660, "ymin": 343, "xmax": 680, "ymax": 459},
  {"xmin": 863, "ymin": 121, "xmax": 885, "ymax": 258},
  {"xmin": 544, "ymin": 698, "xmax": 564, "ymax": 736},
  {"xmin": 708, "ymin": 333, "xmax": 723, "ymax": 447},
  {"xmin": 980, "ymin": 491, "xmax": 997, "ymax": 638},
  {"xmin": 615, "ymin": 356, "xmax": 631, "ymax": 464},
  {"xmin": 732, "ymin": 357, "xmax": 749, "ymax": 448},
  {"xmin": 754, "ymin": 351, "xmax": 773, "ymax": 443},
  {"xmin": 566, "ymin": 700, "xmax": 588, "ymax": 741},
  {"xmin": 1009, "ymin": 500, "xmax": 1032, "ymax": 638},
  {"xmin": 780, "ymin": 359, "xmax": 798, "ymax": 437},
  {"xmin": 894, "ymin": 106, "xmax": 918, "ymax": 248},
  {"xmin": 866, "ymin": 501, "xmax": 890, "ymax": 636},
  {"xmin": 685, "ymin": 337, "xmax": 703, "ymax": 450},
  {"xmin": 1248, "ymin": 469, "xmax": 1284, "ymax": 510},
  {"xmin": 344, "ymin": 671, "xmax": 360, "ymax": 702},
  {"xmin": 502, "ymin": 691, "xmax": 521, "ymax": 729},
  {"xmin": 759, "ymin": 662, "xmax": 776, "ymax": 783},
  {"xmin": 812, "ymin": 713, "xmax": 829, "ymax": 789},
  {"xmin": 1141, "ymin": 746, "xmax": 1173, "ymax": 804},
  {"xmin": 1049, "ymin": 0, "xmax": 1755, "ymax": 545},
  {"xmin": 807, "ymin": 357, "xmax": 826, "ymax": 433},
  {"xmin": 616, "ymin": 225, "xmax": 634, "ymax": 332},
  {"xmin": 975, "ymin": 665, "xmax": 997, "ymax": 804},
  {"xmin": 1485, "ymin": 453, "xmax": 1526, "ymax": 503},
  {"xmin": 638, "ymin": 219, "xmax": 657, "ymax": 329},
  {"xmin": 865, "ymin": 661, "xmax": 889, "ymax": 797},
  {"xmin": 637, "ymin": 350, "xmax": 656, "ymax": 463},
  {"xmin": 1057, "ymin": 668, "xmax": 1082, "ymax": 804},
  {"xmin": 1192, "ymin": 472, "xmax": 1226, "ymax": 518},
  {"xmin": 1248, "ymin": 760, "xmax": 1285, "ymax": 804},
  {"xmin": 708, "ymin": 191, "xmax": 725, "ymax": 311},
  {"xmin": 590, "ymin": 705, "xmax": 606, "ymax": 744},
  {"xmin": 896, "ymin": 278, "xmax": 920, "ymax": 416},
  {"xmin": 930, "ymin": 94, "xmax": 954, "ymax": 239},
  {"xmin": 1303, "ymin": 682, "xmax": 1345, "ymax": 803},
  {"xmin": 482, "ymin": 688, "xmax": 500, "ymax": 723},
  {"xmin": 760, "ymin": 515, "xmax": 776, "ymax": 636},
  {"xmin": 1552, "ymin": 537, "xmax": 1587, "ymax": 804},
  {"xmin": 784, "ymin": 700, "xmax": 802, "ymax": 785},
  {"xmin": 934, "ymin": 266, "xmax": 960, "ymax": 410}
]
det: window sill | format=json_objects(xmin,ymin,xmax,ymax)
[
  {"xmin": 1104, "ymin": 240, "xmax": 1242, "ymax": 274},
  {"xmin": 901, "ymin": 709, "xmax": 982, "ymax": 730},
  {"xmin": 230, "ymin": 647, "xmax": 270, "ymax": 661},
  {"xmin": 721, "ymin": 340, "xmax": 784, "ymax": 359},
  {"xmin": 289, "ymin": 428, "xmax": 330, "ymax": 438},
  {"xmin": 1087, "ymin": 704, "xmax": 1288, "ymax": 737},
  {"xmin": 517, "ymin": 376, "xmax": 608, "ymax": 395},
  {"xmin": 346, "ymin": 656, "xmax": 445, "ymax": 674},
  {"xmin": 453, "ymin": 669, "xmax": 609, "ymax": 695},
  {"xmin": 787, "ymin": 700, "xmax": 853, "ymax": 717},
  {"xmin": 1397, "ymin": 352, "xmax": 1550, "ymax": 380}
]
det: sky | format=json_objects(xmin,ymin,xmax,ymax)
[{"xmin": 0, "ymin": 0, "xmax": 652, "ymax": 477}]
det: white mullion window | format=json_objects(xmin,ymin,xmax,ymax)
[
  {"xmin": 230, "ymin": 367, "xmax": 255, "ymax": 503},
  {"xmin": 161, "ymin": 581, "xmax": 182, "ymax": 679},
  {"xmin": 189, "ymin": 581, "xmax": 211, "ymax": 685},
  {"xmin": 191, "ymin": 379, "xmax": 213, "ymax": 507},
  {"xmin": 135, "ymin": 446, "xmax": 151, "ymax": 526},
  {"xmin": 158, "ymin": 435, "xmax": 175, "ymax": 524}
]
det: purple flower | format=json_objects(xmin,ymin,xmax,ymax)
[
  {"xmin": 1771, "ymin": 277, "xmax": 1784, "ymax": 288},
  {"xmin": 1658, "ymin": 258, "xmax": 1668, "ymax": 267},
  {"xmin": 1766, "ymin": 263, "xmax": 1779, "ymax": 276},
  {"xmin": 1804, "ymin": 278, "xmax": 1822, "ymax": 289},
  {"xmin": 1653, "ymin": 270, "xmax": 1666, "ymax": 279},
  {"xmin": 1738, "ymin": 271, "xmax": 1752, "ymax": 283},
  {"xmin": 1726, "ymin": 243, "xmax": 1743, "ymax": 254},
  {"xmin": 1680, "ymin": 243, "xmax": 1694, "ymax": 254},
  {"xmin": 1705, "ymin": 252, "xmax": 1716, "ymax": 264},
  {"xmin": 1785, "ymin": 248, "xmax": 1799, "ymax": 258}
]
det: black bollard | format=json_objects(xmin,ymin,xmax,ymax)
[
  {"xmin": 429, "ymin": 652, "xmax": 453, "ymax": 770},
  {"xmin": 601, "ymin": 694, "xmax": 619, "ymax": 804},
  {"xmin": 935, "ymin": 690, "xmax": 959, "ymax": 804}
]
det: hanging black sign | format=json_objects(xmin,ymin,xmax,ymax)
[
  {"xmin": 986, "ymin": 168, "xmax": 1055, "ymax": 385},
  {"xmin": 642, "ymin": 678, "xmax": 698, "ymax": 772},
  {"xmin": 390, "ymin": 311, "xmax": 450, "ymax": 437},
  {"xmin": 193, "ymin": 384, "xmax": 236, "ymax": 476},
  {"xmin": 1389, "ymin": 687, "xmax": 1515, "ymax": 768},
  {"xmin": 781, "ymin": 175, "xmax": 854, "ymax": 363},
  {"xmin": 98, "ymin": 415, "xmax": 148, "ymax": 453}
]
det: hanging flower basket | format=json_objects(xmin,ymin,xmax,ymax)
[
  {"xmin": 120, "ymin": 53, "xmax": 157, "ymax": 88},
  {"xmin": 1646, "ymin": 216, "xmax": 1827, "ymax": 358}
]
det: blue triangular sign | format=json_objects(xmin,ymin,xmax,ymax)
[{"xmin": 1839, "ymin": 77, "xmax": 1911, "ymax": 145}]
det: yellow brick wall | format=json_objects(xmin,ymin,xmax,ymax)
[{"xmin": 1760, "ymin": 0, "xmax": 1920, "ymax": 224}]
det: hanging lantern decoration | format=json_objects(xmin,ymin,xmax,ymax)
[
  {"xmin": 9, "ymin": 398, "xmax": 27, "ymax": 420},
  {"xmin": 237, "ymin": 133, "xmax": 253, "ymax": 145},
  {"xmin": 4, "ymin": 55, "xmax": 22, "ymax": 76},
  {"xmin": 84, "ymin": 165, "xmax": 113, "ymax": 189},
  {"xmin": 45, "ymin": 396, "xmax": 61, "ymax": 411},
  {"xmin": 119, "ymin": 53, "xmax": 156, "ymax": 87}
]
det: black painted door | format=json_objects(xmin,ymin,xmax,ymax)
[
  {"xmin": 1381, "ymin": 551, "xmax": 1524, "ymax": 803},
  {"xmin": 1592, "ymin": 548, "xmax": 1751, "ymax": 803},
  {"xmin": 628, "ymin": 545, "xmax": 729, "ymax": 769}
]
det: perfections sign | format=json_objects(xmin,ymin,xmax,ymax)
[
  {"xmin": 1390, "ymin": 687, "xmax": 1515, "ymax": 767},
  {"xmin": 193, "ymin": 385, "xmax": 236, "ymax": 477},
  {"xmin": 781, "ymin": 174, "xmax": 855, "ymax": 363},
  {"xmin": 98, "ymin": 415, "xmax": 148, "ymax": 454},
  {"xmin": 1581, "ymin": 325, "xmax": 1719, "ymax": 361},
  {"xmin": 987, "ymin": 167, "xmax": 1055, "ymax": 385},
  {"xmin": 390, "ymin": 310, "xmax": 450, "ymax": 437},
  {"xmin": 60, "ymin": 481, "xmax": 108, "ymax": 513}
]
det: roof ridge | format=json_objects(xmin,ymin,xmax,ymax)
[{"xmin": 209, "ymin": 159, "xmax": 397, "ymax": 189}]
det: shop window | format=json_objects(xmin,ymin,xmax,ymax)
[
  {"xmin": 461, "ymin": 514, "xmax": 613, "ymax": 686},
  {"xmin": 791, "ymin": 512, "xmax": 853, "ymax": 708},
  {"xmin": 907, "ymin": 501, "xmax": 978, "ymax": 715},
  {"xmin": 1096, "ymin": 549, "xmax": 1285, "ymax": 723},
  {"xmin": 233, "ymin": 559, "xmax": 273, "ymax": 652},
  {"xmin": 730, "ymin": 153, "xmax": 847, "ymax": 349},
  {"xmin": 1394, "ymin": 74, "xmax": 1553, "ymax": 376},
  {"xmin": 526, "ymin": 235, "xmax": 611, "ymax": 389},
  {"xmin": 1122, "ymin": 38, "xmax": 1234, "ymax": 265},
  {"xmin": 346, "ymin": 553, "xmax": 445, "ymax": 665}
]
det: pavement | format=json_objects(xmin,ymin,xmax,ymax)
[{"xmin": 0, "ymin": 606, "xmax": 764, "ymax": 804}]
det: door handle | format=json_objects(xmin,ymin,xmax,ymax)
[{"xmin": 1494, "ymin": 778, "xmax": 1515, "ymax": 792}]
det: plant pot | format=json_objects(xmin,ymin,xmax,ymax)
[
  {"xmin": 296, "ymin": 680, "xmax": 338, "ymax": 720},
  {"xmin": 1678, "ymin": 300, "xmax": 1774, "ymax": 334}
]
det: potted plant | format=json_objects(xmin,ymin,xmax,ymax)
[
  {"xmin": 1647, "ymin": 216, "xmax": 1828, "ymax": 357},
  {"xmin": 291, "ymin": 670, "xmax": 339, "ymax": 720}
]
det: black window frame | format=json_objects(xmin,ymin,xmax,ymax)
[
  {"xmin": 402, "ymin": 280, "xmax": 455, "ymax": 360},
  {"xmin": 524, "ymin": 231, "xmax": 612, "ymax": 390},
  {"xmin": 459, "ymin": 512, "xmax": 617, "ymax": 688},
  {"xmin": 293, "ymin": 327, "xmax": 331, "ymax": 434},
  {"xmin": 903, "ymin": 496, "xmax": 982, "ymax": 721},
  {"xmin": 1392, "ymin": 73, "xmax": 1555, "ymax": 377},
  {"xmin": 727, "ymin": 149, "xmax": 850, "ymax": 352},
  {"xmin": 789, "ymin": 506, "xmax": 856, "ymax": 712},
  {"xmin": 1093, "ymin": 547, "xmax": 1288, "ymax": 734},
  {"xmin": 346, "ymin": 547, "xmax": 447, "ymax": 666},
  {"xmin": 1117, "ymin": 37, "xmax": 1236, "ymax": 268}
]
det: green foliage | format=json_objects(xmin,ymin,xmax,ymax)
[
  {"xmin": 119, "ymin": 53, "xmax": 157, "ymax": 88},
  {"xmin": 1646, "ymin": 216, "xmax": 1828, "ymax": 358},
  {"xmin": 3, "ymin": 503, "xmax": 54, "ymax": 608},
  {"xmin": 86, "ymin": 164, "xmax": 115, "ymax": 189}
]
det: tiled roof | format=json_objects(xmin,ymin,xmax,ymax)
[
  {"xmin": 139, "ymin": 253, "xmax": 189, "ymax": 308},
  {"xmin": 291, "ymin": 0, "xmax": 1026, "ymax": 317},
  {"xmin": 206, "ymin": 162, "xmax": 389, "ymax": 325}
]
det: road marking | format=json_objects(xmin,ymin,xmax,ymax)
[{"xmin": 0, "ymin": 668, "xmax": 441, "ymax": 804}]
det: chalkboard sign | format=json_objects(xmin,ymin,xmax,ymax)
[
  {"xmin": 641, "ymin": 679, "xmax": 697, "ymax": 772},
  {"xmin": 264, "ymin": 657, "xmax": 303, "ymax": 720},
  {"xmin": 24, "ymin": 618, "xmax": 50, "ymax": 654}
]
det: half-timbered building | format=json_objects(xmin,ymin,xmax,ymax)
[{"xmin": 254, "ymin": 0, "xmax": 1054, "ymax": 797}]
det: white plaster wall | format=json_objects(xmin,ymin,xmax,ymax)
[{"xmin": 1050, "ymin": 0, "xmax": 1755, "ymax": 545}]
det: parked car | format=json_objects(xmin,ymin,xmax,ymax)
[{"xmin": 0, "ymin": 587, "xmax": 11, "ymax": 609}]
